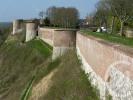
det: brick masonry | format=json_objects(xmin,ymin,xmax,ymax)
[
  {"xmin": 76, "ymin": 32, "xmax": 133, "ymax": 100},
  {"xmin": 38, "ymin": 28, "xmax": 77, "ymax": 59},
  {"xmin": 38, "ymin": 28, "xmax": 54, "ymax": 46},
  {"xmin": 13, "ymin": 20, "xmax": 133, "ymax": 99},
  {"xmin": 26, "ymin": 22, "xmax": 37, "ymax": 42},
  {"xmin": 12, "ymin": 20, "xmax": 23, "ymax": 35}
]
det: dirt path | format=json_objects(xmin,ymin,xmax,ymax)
[{"xmin": 29, "ymin": 69, "xmax": 58, "ymax": 100}]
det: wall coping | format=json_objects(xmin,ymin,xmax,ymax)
[
  {"xmin": 39, "ymin": 27, "xmax": 78, "ymax": 31},
  {"xmin": 78, "ymin": 31, "xmax": 133, "ymax": 58}
]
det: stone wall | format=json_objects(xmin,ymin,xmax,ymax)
[
  {"xmin": 12, "ymin": 21, "xmax": 133, "ymax": 99},
  {"xmin": 26, "ymin": 22, "xmax": 37, "ymax": 42},
  {"xmin": 12, "ymin": 19, "xmax": 23, "ymax": 35},
  {"xmin": 53, "ymin": 29, "xmax": 76, "ymax": 59},
  {"xmin": 38, "ymin": 27, "xmax": 77, "ymax": 59},
  {"xmin": 38, "ymin": 28, "xmax": 54, "ymax": 46},
  {"xmin": 76, "ymin": 32, "xmax": 133, "ymax": 100}
]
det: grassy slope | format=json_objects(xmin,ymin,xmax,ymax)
[
  {"xmin": 0, "ymin": 34, "xmax": 100, "ymax": 100},
  {"xmin": 38, "ymin": 51, "xmax": 100, "ymax": 100},
  {"xmin": 81, "ymin": 30, "xmax": 133, "ymax": 47},
  {"xmin": 0, "ymin": 35, "xmax": 52, "ymax": 100}
]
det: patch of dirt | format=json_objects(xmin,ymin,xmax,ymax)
[{"xmin": 29, "ymin": 69, "xmax": 58, "ymax": 100}]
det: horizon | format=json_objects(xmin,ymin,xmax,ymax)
[{"xmin": 0, "ymin": 0, "xmax": 99, "ymax": 22}]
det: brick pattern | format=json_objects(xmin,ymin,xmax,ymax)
[
  {"xmin": 76, "ymin": 32, "xmax": 133, "ymax": 100},
  {"xmin": 38, "ymin": 28, "xmax": 54, "ymax": 46},
  {"xmin": 54, "ymin": 30, "xmax": 76, "ymax": 47}
]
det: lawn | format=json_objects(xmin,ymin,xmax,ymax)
[
  {"xmin": 80, "ymin": 30, "xmax": 133, "ymax": 47},
  {"xmin": 27, "ymin": 39, "xmax": 52, "ymax": 58}
]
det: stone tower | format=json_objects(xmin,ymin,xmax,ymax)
[
  {"xmin": 25, "ymin": 20, "xmax": 38, "ymax": 42},
  {"xmin": 12, "ymin": 19, "xmax": 23, "ymax": 35}
]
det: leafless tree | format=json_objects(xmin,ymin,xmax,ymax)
[
  {"xmin": 46, "ymin": 7, "xmax": 79, "ymax": 28},
  {"xmin": 106, "ymin": 0, "xmax": 133, "ymax": 35}
]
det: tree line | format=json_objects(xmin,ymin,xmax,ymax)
[
  {"xmin": 39, "ymin": 6, "xmax": 79, "ymax": 28},
  {"xmin": 86, "ymin": 0, "xmax": 133, "ymax": 36}
]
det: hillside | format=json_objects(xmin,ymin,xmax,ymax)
[
  {"xmin": 0, "ymin": 34, "xmax": 52, "ymax": 100},
  {"xmin": 0, "ymin": 34, "xmax": 99, "ymax": 100}
]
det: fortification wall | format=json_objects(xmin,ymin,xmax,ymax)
[
  {"xmin": 53, "ymin": 30, "xmax": 76, "ymax": 47},
  {"xmin": 76, "ymin": 32, "xmax": 133, "ymax": 100},
  {"xmin": 38, "ymin": 28, "xmax": 54, "ymax": 46},
  {"xmin": 52, "ymin": 29, "xmax": 76, "ymax": 59},
  {"xmin": 12, "ymin": 20, "xmax": 23, "ymax": 35},
  {"xmin": 38, "ymin": 27, "xmax": 77, "ymax": 59},
  {"xmin": 11, "ymin": 21, "xmax": 133, "ymax": 99},
  {"xmin": 26, "ymin": 22, "xmax": 37, "ymax": 42}
]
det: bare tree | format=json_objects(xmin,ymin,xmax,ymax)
[
  {"xmin": 46, "ymin": 7, "xmax": 79, "ymax": 28},
  {"xmin": 94, "ymin": 1, "xmax": 110, "ymax": 29},
  {"xmin": 106, "ymin": 0, "xmax": 133, "ymax": 36}
]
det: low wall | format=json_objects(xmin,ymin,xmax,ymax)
[
  {"xmin": 26, "ymin": 22, "xmax": 37, "ymax": 42},
  {"xmin": 76, "ymin": 32, "xmax": 133, "ymax": 100}
]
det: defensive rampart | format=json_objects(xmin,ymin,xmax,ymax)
[
  {"xmin": 76, "ymin": 32, "xmax": 133, "ymax": 100},
  {"xmin": 38, "ymin": 27, "xmax": 77, "ymax": 59}
]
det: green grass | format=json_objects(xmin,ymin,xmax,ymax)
[
  {"xmin": 0, "ymin": 33, "xmax": 100, "ymax": 100},
  {"xmin": 0, "ymin": 35, "xmax": 52, "ymax": 100},
  {"xmin": 27, "ymin": 39, "xmax": 52, "ymax": 58},
  {"xmin": 39, "ymin": 51, "xmax": 100, "ymax": 100},
  {"xmin": 21, "ymin": 76, "xmax": 35, "ymax": 100},
  {"xmin": 81, "ymin": 30, "xmax": 133, "ymax": 47}
]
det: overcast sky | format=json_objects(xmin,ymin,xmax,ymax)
[{"xmin": 0, "ymin": 0, "xmax": 99, "ymax": 22}]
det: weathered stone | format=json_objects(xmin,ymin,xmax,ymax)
[
  {"xmin": 26, "ymin": 22, "xmax": 37, "ymax": 42},
  {"xmin": 38, "ymin": 27, "xmax": 77, "ymax": 59},
  {"xmin": 12, "ymin": 19, "xmax": 23, "ymax": 35},
  {"xmin": 38, "ymin": 28, "xmax": 54, "ymax": 46},
  {"xmin": 76, "ymin": 32, "xmax": 133, "ymax": 100}
]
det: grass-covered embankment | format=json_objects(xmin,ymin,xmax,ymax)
[
  {"xmin": 30, "ymin": 51, "xmax": 100, "ymax": 100},
  {"xmin": 0, "ymin": 34, "xmax": 52, "ymax": 100},
  {"xmin": 0, "ymin": 33, "xmax": 100, "ymax": 100},
  {"xmin": 81, "ymin": 30, "xmax": 133, "ymax": 47}
]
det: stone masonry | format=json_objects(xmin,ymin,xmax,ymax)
[{"xmin": 76, "ymin": 32, "xmax": 133, "ymax": 100}]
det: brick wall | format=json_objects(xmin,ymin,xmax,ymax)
[
  {"xmin": 38, "ymin": 28, "xmax": 54, "ymax": 46},
  {"xmin": 76, "ymin": 32, "xmax": 133, "ymax": 100}
]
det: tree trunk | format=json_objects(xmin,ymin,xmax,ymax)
[
  {"xmin": 110, "ymin": 16, "xmax": 115, "ymax": 34},
  {"xmin": 120, "ymin": 21, "xmax": 124, "ymax": 36}
]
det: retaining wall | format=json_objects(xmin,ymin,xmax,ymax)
[
  {"xmin": 25, "ymin": 26, "xmax": 133, "ymax": 99},
  {"xmin": 38, "ymin": 28, "xmax": 54, "ymax": 46},
  {"xmin": 76, "ymin": 32, "xmax": 133, "ymax": 100},
  {"xmin": 38, "ymin": 27, "xmax": 77, "ymax": 59}
]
